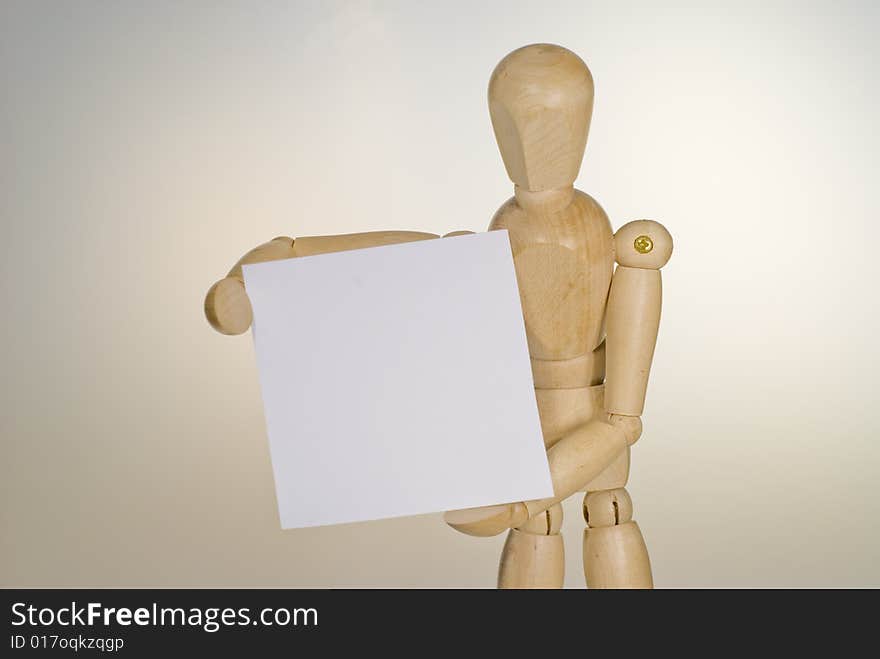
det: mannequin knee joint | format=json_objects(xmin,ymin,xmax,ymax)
[
  {"xmin": 583, "ymin": 488, "xmax": 633, "ymax": 528},
  {"xmin": 517, "ymin": 502, "xmax": 564, "ymax": 535}
]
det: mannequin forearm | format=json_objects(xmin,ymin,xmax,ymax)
[
  {"xmin": 445, "ymin": 418, "xmax": 631, "ymax": 536},
  {"xmin": 204, "ymin": 230, "xmax": 442, "ymax": 335}
]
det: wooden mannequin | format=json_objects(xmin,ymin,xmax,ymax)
[{"xmin": 204, "ymin": 43, "xmax": 671, "ymax": 589}]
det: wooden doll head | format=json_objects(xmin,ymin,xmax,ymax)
[{"xmin": 489, "ymin": 44, "xmax": 594, "ymax": 192}]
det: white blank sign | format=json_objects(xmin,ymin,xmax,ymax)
[{"xmin": 242, "ymin": 230, "xmax": 553, "ymax": 529}]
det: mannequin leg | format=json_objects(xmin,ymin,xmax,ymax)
[
  {"xmin": 497, "ymin": 503, "xmax": 564, "ymax": 589},
  {"xmin": 582, "ymin": 488, "xmax": 653, "ymax": 588}
]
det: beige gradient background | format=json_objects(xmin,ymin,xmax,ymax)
[{"xmin": 2, "ymin": 1, "xmax": 878, "ymax": 587}]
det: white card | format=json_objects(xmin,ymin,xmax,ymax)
[{"xmin": 242, "ymin": 230, "xmax": 553, "ymax": 529}]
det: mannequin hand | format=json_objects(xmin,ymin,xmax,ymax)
[{"xmin": 204, "ymin": 236, "xmax": 295, "ymax": 335}]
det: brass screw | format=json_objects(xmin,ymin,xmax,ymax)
[{"xmin": 634, "ymin": 235, "xmax": 653, "ymax": 254}]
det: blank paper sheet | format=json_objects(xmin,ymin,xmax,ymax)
[{"xmin": 242, "ymin": 230, "xmax": 552, "ymax": 529}]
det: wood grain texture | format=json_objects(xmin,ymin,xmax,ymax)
[
  {"xmin": 530, "ymin": 341, "xmax": 605, "ymax": 389},
  {"xmin": 523, "ymin": 420, "xmax": 627, "ymax": 518},
  {"xmin": 517, "ymin": 502, "xmax": 564, "ymax": 535},
  {"xmin": 443, "ymin": 502, "xmax": 529, "ymax": 538},
  {"xmin": 582, "ymin": 445, "xmax": 630, "ymax": 492},
  {"xmin": 604, "ymin": 266, "xmax": 662, "ymax": 416},
  {"xmin": 534, "ymin": 384, "xmax": 605, "ymax": 448},
  {"xmin": 489, "ymin": 44, "xmax": 593, "ymax": 191},
  {"xmin": 444, "ymin": 416, "xmax": 627, "ymax": 540},
  {"xmin": 582, "ymin": 488, "xmax": 652, "ymax": 588},
  {"xmin": 607, "ymin": 414, "xmax": 643, "ymax": 446},
  {"xmin": 498, "ymin": 529, "xmax": 564, "ymax": 589},
  {"xmin": 583, "ymin": 521, "xmax": 653, "ymax": 589},
  {"xmin": 583, "ymin": 488, "xmax": 633, "ymax": 528},
  {"xmin": 490, "ymin": 190, "xmax": 614, "ymax": 361},
  {"xmin": 605, "ymin": 220, "xmax": 671, "ymax": 415},
  {"xmin": 503, "ymin": 504, "xmax": 565, "ymax": 590}
]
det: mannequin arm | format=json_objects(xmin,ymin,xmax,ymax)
[
  {"xmin": 444, "ymin": 220, "xmax": 672, "ymax": 537},
  {"xmin": 204, "ymin": 230, "xmax": 447, "ymax": 335},
  {"xmin": 445, "ymin": 418, "xmax": 633, "ymax": 536},
  {"xmin": 604, "ymin": 219, "xmax": 673, "ymax": 419}
]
